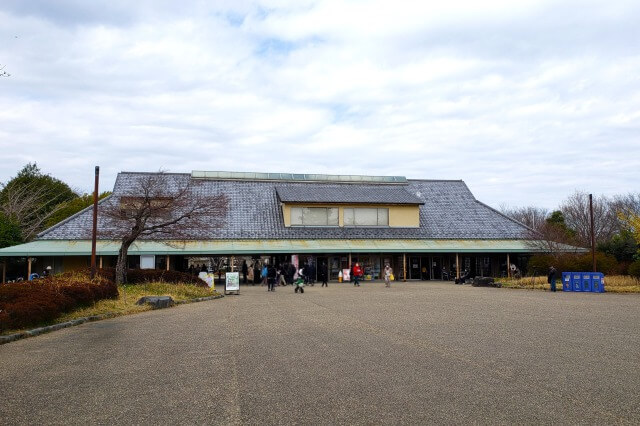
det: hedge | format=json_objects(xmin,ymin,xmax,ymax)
[
  {"xmin": 0, "ymin": 272, "xmax": 118, "ymax": 332},
  {"xmin": 97, "ymin": 268, "xmax": 208, "ymax": 287},
  {"xmin": 629, "ymin": 260, "xmax": 640, "ymax": 280}
]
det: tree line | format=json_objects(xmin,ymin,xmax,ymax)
[
  {"xmin": 0, "ymin": 163, "xmax": 110, "ymax": 248},
  {"xmin": 500, "ymin": 191, "xmax": 640, "ymax": 275}
]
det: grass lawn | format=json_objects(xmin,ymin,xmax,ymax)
[
  {"xmin": 2, "ymin": 282, "xmax": 220, "ymax": 336},
  {"xmin": 497, "ymin": 275, "xmax": 640, "ymax": 293}
]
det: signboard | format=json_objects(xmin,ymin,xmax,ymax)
[
  {"xmin": 199, "ymin": 272, "xmax": 215, "ymax": 289},
  {"xmin": 342, "ymin": 269, "xmax": 351, "ymax": 281},
  {"xmin": 140, "ymin": 255, "xmax": 155, "ymax": 269},
  {"xmin": 225, "ymin": 272, "xmax": 240, "ymax": 294}
]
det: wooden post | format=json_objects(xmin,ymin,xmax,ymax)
[
  {"xmin": 90, "ymin": 166, "xmax": 100, "ymax": 279},
  {"xmin": 166, "ymin": 255, "xmax": 170, "ymax": 271},
  {"xmin": 99, "ymin": 256, "xmax": 103, "ymax": 269},
  {"xmin": 348, "ymin": 253, "xmax": 352, "ymax": 268},
  {"xmin": 456, "ymin": 253, "xmax": 460, "ymax": 280},
  {"xmin": 27, "ymin": 257, "xmax": 32, "ymax": 280},
  {"xmin": 231, "ymin": 256, "xmax": 235, "ymax": 272},
  {"xmin": 507, "ymin": 253, "xmax": 511, "ymax": 278},
  {"xmin": 402, "ymin": 253, "xmax": 407, "ymax": 282}
]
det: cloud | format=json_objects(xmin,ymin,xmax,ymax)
[{"xmin": 0, "ymin": 1, "xmax": 639, "ymax": 209}]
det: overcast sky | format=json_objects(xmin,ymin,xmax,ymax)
[{"xmin": 1, "ymin": 0, "xmax": 638, "ymax": 209}]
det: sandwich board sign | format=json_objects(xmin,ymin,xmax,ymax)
[{"xmin": 225, "ymin": 272, "xmax": 240, "ymax": 295}]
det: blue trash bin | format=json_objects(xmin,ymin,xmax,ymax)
[
  {"xmin": 581, "ymin": 273, "xmax": 592, "ymax": 292},
  {"xmin": 591, "ymin": 273, "xmax": 605, "ymax": 293},
  {"xmin": 572, "ymin": 273, "xmax": 582, "ymax": 292},
  {"xmin": 562, "ymin": 272, "xmax": 571, "ymax": 292}
]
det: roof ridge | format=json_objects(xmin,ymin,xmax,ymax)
[
  {"xmin": 408, "ymin": 179, "xmax": 464, "ymax": 182},
  {"xmin": 119, "ymin": 171, "xmax": 190, "ymax": 176}
]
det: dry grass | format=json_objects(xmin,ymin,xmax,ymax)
[
  {"xmin": 498, "ymin": 275, "xmax": 640, "ymax": 293},
  {"xmin": 2, "ymin": 282, "xmax": 220, "ymax": 336}
]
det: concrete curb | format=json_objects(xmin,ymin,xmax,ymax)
[{"xmin": 0, "ymin": 293, "xmax": 224, "ymax": 346}]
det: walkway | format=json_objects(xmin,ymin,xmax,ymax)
[{"xmin": 1, "ymin": 281, "xmax": 639, "ymax": 424}]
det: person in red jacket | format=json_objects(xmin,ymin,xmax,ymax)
[{"xmin": 353, "ymin": 262, "xmax": 363, "ymax": 287}]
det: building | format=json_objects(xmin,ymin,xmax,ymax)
[{"xmin": 0, "ymin": 170, "xmax": 540, "ymax": 282}]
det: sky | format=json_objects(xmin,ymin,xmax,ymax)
[{"xmin": 0, "ymin": 0, "xmax": 639, "ymax": 210}]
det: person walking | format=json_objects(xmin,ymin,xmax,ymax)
[
  {"xmin": 247, "ymin": 263, "xmax": 254, "ymax": 283},
  {"xmin": 309, "ymin": 263, "xmax": 316, "ymax": 286},
  {"xmin": 267, "ymin": 264, "xmax": 277, "ymax": 291},
  {"xmin": 294, "ymin": 267, "xmax": 305, "ymax": 293},
  {"xmin": 384, "ymin": 264, "xmax": 393, "ymax": 288},
  {"xmin": 261, "ymin": 264, "xmax": 268, "ymax": 286},
  {"xmin": 548, "ymin": 266, "xmax": 558, "ymax": 292},
  {"xmin": 353, "ymin": 262, "xmax": 363, "ymax": 286},
  {"xmin": 242, "ymin": 260, "xmax": 248, "ymax": 284},
  {"xmin": 320, "ymin": 262, "xmax": 328, "ymax": 287}
]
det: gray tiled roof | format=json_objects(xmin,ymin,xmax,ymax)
[
  {"xmin": 38, "ymin": 172, "xmax": 531, "ymax": 241},
  {"xmin": 275, "ymin": 185, "xmax": 424, "ymax": 204}
]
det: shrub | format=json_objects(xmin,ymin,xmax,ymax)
[
  {"xmin": 98, "ymin": 268, "xmax": 208, "ymax": 287},
  {"xmin": 629, "ymin": 260, "xmax": 640, "ymax": 280},
  {"xmin": 0, "ymin": 271, "xmax": 118, "ymax": 332}
]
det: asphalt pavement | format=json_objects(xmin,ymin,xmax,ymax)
[{"xmin": 1, "ymin": 281, "xmax": 639, "ymax": 425}]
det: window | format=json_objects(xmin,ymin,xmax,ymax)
[
  {"xmin": 291, "ymin": 207, "xmax": 338, "ymax": 226},
  {"xmin": 344, "ymin": 208, "xmax": 389, "ymax": 226}
]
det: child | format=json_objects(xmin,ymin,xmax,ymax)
[{"xmin": 294, "ymin": 268, "xmax": 305, "ymax": 293}]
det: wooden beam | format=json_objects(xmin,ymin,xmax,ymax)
[
  {"xmin": 99, "ymin": 256, "xmax": 103, "ymax": 269},
  {"xmin": 166, "ymin": 255, "xmax": 170, "ymax": 271},
  {"xmin": 456, "ymin": 253, "xmax": 460, "ymax": 280},
  {"xmin": 27, "ymin": 257, "xmax": 32, "ymax": 280},
  {"xmin": 403, "ymin": 253, "xmax": 407, "ymax": 282}
]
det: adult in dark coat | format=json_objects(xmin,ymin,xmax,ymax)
[
  {"xmin": 242, "ymin": 260, "xmax": 248, "ymax": 284},
  {"xmin": 319, "ymin": 262, "xmax": 328, "ymax": 287},
  {"xmin": 253, "ymin": 264, "xmax": 261, "ymax": 285},
  {"xmin": 548, "ymin": 266, "xmax": 558, "ymax": 292},
  {"xmin": 309, "ymin": 263, "xmax": 316, "ymax": 286}
]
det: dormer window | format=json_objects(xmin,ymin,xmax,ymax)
[
  {"xmin": 344, "ymin": 208, "xmax": 389, "ymax": 226},
  {"xmin": 291, "ymin": 207, "xmax": 339, "ymax": 226}
]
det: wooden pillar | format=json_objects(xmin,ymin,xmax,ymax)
[
  {"xmin": 507, "ymin": 253, "xmax": 511, "ymax": 278},
  {"xmin": 166, "ymin": 255, "xmax": 170, "ymax": 271},
  {"xmin": 2, "ymin": 261, "xmax": 6, "ymax": 284},
  {"xmin": 99, "ymin": 256, "xmax": 103, "ymax": 269},
  {"xmin": 456, "ymin": 253, "xmax": 460, "ymax": 280},
  {"xmin": 27, "ymin": 257, "xmax": 32, "ymax": 280},
  {"xmin": 348, "ymin": 253, "xmax": 352, "ymax": 267},
  {"xmin": 231, "ymin": 255, "xmax": 235, "ymax": 272},
  {"xmin": 403, "ymin": 253, "xmax": 407, "ymax": 282}
]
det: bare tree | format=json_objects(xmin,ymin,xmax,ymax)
[
  {"xmin": 100, "ymin": 173, "xmax": 229, "ymax": 285},
  {"xmin": 499, "ymin": 205, "xmax": 549, "ymax": 232},
  {"xmin": 525, "ymin": 221, "xmax": 581, "ymax": 255},
  {"xmin": 0, "ymin": 180, "xmax": 69, "ymax": 241},
  {"xmin": 611, "ymin": 193, "xmax": 640, "ymax": 228},
  {"xmin": 560, "ymin": 191, "xmax": 617, "ymax": 246}
]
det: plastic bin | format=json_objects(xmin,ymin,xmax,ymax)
[
  {"xmin": 562, "ymin": 272, "xmax": 571, "ymax": 292},
  {"xmin": 581, "ymin": 274, "xmax": 592, "ymax": 292},
  {"xmin": 591, "ymin": 273, "xmax": 605, "ymax": 293},
  {"xmin": 572, "ymin": 273, "xmax": 582, "ymax": 292}
]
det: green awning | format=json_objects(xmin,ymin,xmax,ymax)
[{"xmin": 0, "ymin": 239, "xmax": 566, "ymax": 257}]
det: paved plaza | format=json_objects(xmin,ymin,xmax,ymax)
[{"xmin": 1, "ymin": 281, "xmax": 639, "ymax": 424}]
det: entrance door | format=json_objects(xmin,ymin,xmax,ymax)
[
  {"xmin": 409, "ymin": 256, "xmax": 420, "ymax": 279},
  {"xmin": 431, "ymin": 256, "xmax": 442, "ymax": 280},
  {"xmin": 420, "ymin": 257, "xmax": 430, "ymax": 280}
]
